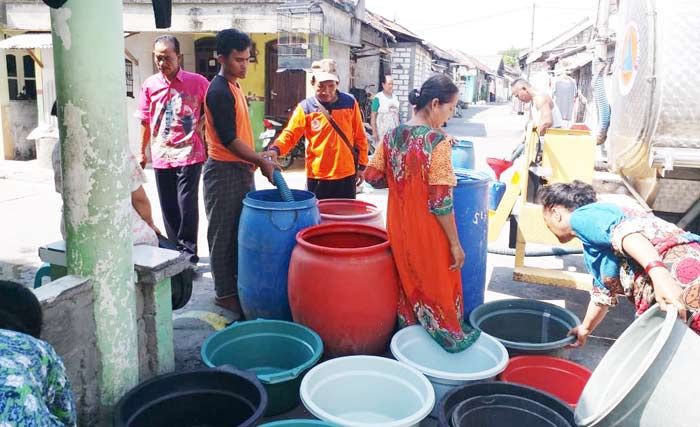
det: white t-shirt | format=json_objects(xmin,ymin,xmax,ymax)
[
  {"xmin": 372, "ymin": 91, "xmax": 401, "ymax": 143},
  {"xmin": 52, "ymin": 144, "xmax": 158, "ymax": 246}
]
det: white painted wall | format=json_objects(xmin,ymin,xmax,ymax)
[
  {"xmin": 354, "ymin": 55, "xmax": 379, "ymax": 92},
  {"xmin": 320, "ymin": 2, "xmax": 362, "ymax": 47},
  {"xmin": 6, "ymin": 3, "xmax": 280, "ymax": 33},
  {"xmin": 9, "ymin": 100, "xmax": 36, "ymax": 159},
  {"xmin": 37, "ymin": 48, "xmax": 56, "ymax": 127},
  {"xmin": 329, "ymin": 42, "xmax": 351, "ymax": 93}
]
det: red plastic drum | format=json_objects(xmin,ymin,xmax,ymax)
[{"xmin": 288, "ymin": 223, "xmax": 399, "ymax": 357}]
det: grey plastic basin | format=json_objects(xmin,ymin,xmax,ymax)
[{"xmin": 575, "ymin": 304, "xmax": 700, "ymax": 426}]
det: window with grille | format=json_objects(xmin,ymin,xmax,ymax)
[{"xmin": 125, "ymin": 58, "xmax": 134, "ymax": 98}]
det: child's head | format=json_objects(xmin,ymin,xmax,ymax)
[{"xmin": 0, "ymin": 280, "xmax": 43, "ymax": 338}]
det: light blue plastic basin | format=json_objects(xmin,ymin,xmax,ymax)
[
  {"xmin": 300, "ymin": 355, "xmax": 435, "ymax": 427},
  {"xmin": 390, "ymin": 325, "xmax": 509, "ymax": 417}
]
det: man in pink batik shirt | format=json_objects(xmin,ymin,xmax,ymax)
[{"xmin": 137, "ymin": 35, "xmax": 210, "ymax": 263}]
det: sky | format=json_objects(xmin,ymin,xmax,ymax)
[{"xmin": 364, "ymin": 0, "xmax": 599, "ymax": 57}]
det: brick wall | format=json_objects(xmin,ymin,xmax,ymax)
[
  {"xmin": 390, "ymin": 44, "xmax": 414, "ymax": 122},
  {"xmin": 413, "ymin": 45, "xmax": 433, "ymax": 93}
]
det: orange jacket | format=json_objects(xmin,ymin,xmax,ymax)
[{"xmin": 273, "ymin": 92, "xmax": 368, "ymax": 180}]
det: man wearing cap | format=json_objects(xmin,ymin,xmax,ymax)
[{"xmin": 267, "ymin": 59, "xmax": 369, "ymax": 199}]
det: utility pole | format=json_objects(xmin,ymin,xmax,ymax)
[
  {"xmin": 49, "ymin": 0, "xmax": 138, "ymax": 420},
  {"xmin": 594, "ymin": 0, "xmax": 610, "ymax": 75},
  {"xmin": 526, "ymin": 1, "xmax": 535, "ymax": 78},
  {"xmin": 530, "ymin": 2, "xmax": 536, "ymax": 50}
]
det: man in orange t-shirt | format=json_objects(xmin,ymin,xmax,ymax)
[
  {"xmin": 267, "ymin": 59, "xmax": 368, "ymax": 199},
  {"xmin": 203, "ymin": 29, "xmax": 278, "ymax": 314}
]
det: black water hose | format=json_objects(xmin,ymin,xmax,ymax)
[{"xmin": 488, "ymin": 245, "xmax": 582, "ymax": 257}]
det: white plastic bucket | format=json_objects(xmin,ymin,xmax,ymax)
[
  {"xmin": 390, "ymin": 325, "xmax": 509, "ymax": 417},
  {"xmin": 300, "ymin": 355, "xmax": 435, "ymax": 427}
]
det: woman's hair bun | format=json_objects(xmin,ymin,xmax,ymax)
[{"xmin": 408, "ymin": 89, "xmax": 421, "ymax": 106}]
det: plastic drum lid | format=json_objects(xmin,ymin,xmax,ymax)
[
  {"xmin": 454, "ymin": 168, "xmax": 491, "ymax": 183},
  {"xmin": 451, "ymin": 394, "xmax": 571, "ymax": 427}
]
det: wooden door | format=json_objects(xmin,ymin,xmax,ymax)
[{"xmin": 265, "ymin": 40, "xmax": 306, "ymax": 118}]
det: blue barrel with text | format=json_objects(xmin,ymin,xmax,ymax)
[
  {"xmin": 453, "ymin": 170, "xmax": 490, "ymax": 317},
  {"xmin": 452, "ymin": 140, "xmax": 475, "ymax": 169},
  {"xmin": 488, "ymin": 181, "xmax": 507, "ymax": 211},
  {"xmin": 238, "ymin": 189, "xmax": 320, "ymax": 320}
]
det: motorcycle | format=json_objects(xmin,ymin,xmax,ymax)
[{"xmin": 259, "ymin": 116, "xmax": 304, "ymax": 169}]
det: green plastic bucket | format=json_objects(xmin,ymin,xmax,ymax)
[{"xmin": 201, "ymin": 319, "xmax": 323, "ymax": 415}]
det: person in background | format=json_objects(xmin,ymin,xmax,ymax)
[
  {"xmin": 365, "ymin": 74, "xmax": 481, "ymax": 353},
  {"xmin": 267, "ymin": 59, "xmax": 369, "ymax": 200},
  {"xmin": 553, "ymin": 71, "xmax": 577, "ymax": 125},
  {"xmin": 137, "ymin": 35, "xmax": 209, "ymax": 263},
  {"xmin": 511, "ymin": 78, "xmax": 563, "ymax": 136},
  {"xmin": 0, "ymin": 280, "xmax": 76, "ymax": 426},
  {"xmin": 51, "ymin": 104, "xmax": 161, "ymax": 247},
  {"xmin": 203, "ymin": 29, "xmax": 278, "ymax": 315},
  {"xmin": 370, "ymin": 74, "xmax": 400, "ymax": 147},
  {"xmin": 538, "ymin": 181, "xmax": 700, "ymax": 347}
]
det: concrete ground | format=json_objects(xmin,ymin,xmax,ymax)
[{"xmin": 0, "ymin": 102, "xmax": 636, "ymax": 424}]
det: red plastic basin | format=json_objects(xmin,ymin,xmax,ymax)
[
  {"xmin": 498, "ymin": 355, "xmax": 591, "ymax": 408},
  {"xmin": 318, "ymin": 199, "xmax": 384, "ymax": 229}
]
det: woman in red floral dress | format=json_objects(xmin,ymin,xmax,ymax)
[{"xmin": 365, "ymin": 75, "xmax": 480, "ymax": 352}]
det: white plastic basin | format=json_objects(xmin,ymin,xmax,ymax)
[
  {"xmin": 575, "ymin": 304, "xmax": 700, "ymax": 426},
  {"xmin": 390, "ymin": 325, "xmax": 509, "ymax": 416},
  {"xmin": 300, "ymin": 355, "xmax": 435, "ymax": 427}
]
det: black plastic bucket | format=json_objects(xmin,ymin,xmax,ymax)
[
  {"xmin": 151, "ymin": 0, "xmax": 172, "ymax": 29},
  {"xmin": 451, "ymin": 393, "xmax": 571, "ymax": 427},
  {"xmin": 438, "ymin": 382, "xmax": 574, "ymax": 427},
  {"xmin": 469, "ymin": 299, "xmax": 579, "ymax": 355},
  {"xmin": 114, "ymin": 366, "xmax": 267, "ymax": 427}
]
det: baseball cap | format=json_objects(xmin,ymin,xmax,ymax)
[{"xmin": 311, "ymin": 58, "xmax": 340, "ymax": 83}]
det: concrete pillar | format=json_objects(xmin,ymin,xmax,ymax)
[
  {"xmin": 49, "ymin": 0, "xmax": 139, "ymax": 418},
  {"xmin": 0, "ymin": 48, "xmax": 13, "ymax": 159}
]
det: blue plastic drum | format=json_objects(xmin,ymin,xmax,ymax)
[
  {"xmin": 452, "ymin": 140, "xmax": 475, "ymax": 169},
  {"xmin": 453, "ymin": 170, "xmax": 490, "ymax": 317},
  {"xmin": 238, "ymin": 189, "xmax": 320, "ymax": 320}
]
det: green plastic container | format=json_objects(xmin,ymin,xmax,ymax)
[
  {"xmin": 201, "ymin": 319, "xmax": 323, "ymax": 415},
  {"xmin": 259, "ymin": 420, "xmax": 337, "ymax": 427}
]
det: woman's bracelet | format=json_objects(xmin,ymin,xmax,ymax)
[{"xmin": 644, "ymin": 260, "xmax": 666, "ymax": 275}]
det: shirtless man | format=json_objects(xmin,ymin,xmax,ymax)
[{"xmin": 511, "ymin": 78, "xmax": 563, "ymax": 136}]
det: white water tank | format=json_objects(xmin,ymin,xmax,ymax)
[{"xmin": 607, "ymin": 0, "xmax": 700, "ymax": 177}]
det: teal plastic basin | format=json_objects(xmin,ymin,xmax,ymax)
[
  {"xmin": 259, "ymin": 421, "xmax": 337, "ymax": 427},
  {"xmin": 201, "ymin": 319, "xmax": 323, "ymax": 415}
]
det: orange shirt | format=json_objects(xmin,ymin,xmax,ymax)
[
  {"xmin": 204, "ymin": 75, "xmax": 254, "ymax": 163},
  {"xmin": 273, "ymin": 92, "xmax": 368, "ymax": 180}
]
